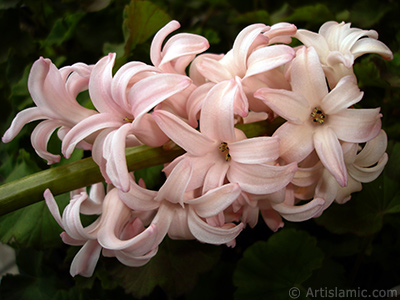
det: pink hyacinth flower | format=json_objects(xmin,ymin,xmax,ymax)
[
  {"xmin": 295, "ymin": 21, "xmax": 393, "ymax": 87},
  {"xmin": 2, "ymin": 57, "xmax": 97, "ymax": 164},
  {"xmin": 254, "ymin": 46, "xmax": 382, "ymax": 187}
]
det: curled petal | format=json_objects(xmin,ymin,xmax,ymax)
[
  {"xmin": 97, "ymin": 189, "xmax": 158, "ymax": 254},
  {"xmin": 352, "ymin": 38, "xmax": 393, "ymax": 60},
  {"xmin": 189, "ymin": 183, "xmax": 241, "ymax": 218},
  {"xmin": 150, "ymin": 20, "xmax": 181, "ymax": 67},
  {"xmin": 355, "ymin": 130, "xmax": 387, "ymax": 167},
  {"xmin": 272, "ymin": 198, "xmax": 325, "ymax": 222},
  {"xmin": 131, "ymin": 114, "xmax": 169, "ymax": 147},
  {"xmin": 30, "ymin": 119, "xmax": 62, "ymax": 164},
  {"xmin": 349, "ymin": 153, "xmax": 388, "ymax": 183},
  {"xmin": 195, "ymin": 56, "xmax": 233, "ymax": 82},
  {"xmin": 89, "ymin": 53, "xmax": 125, "ymax": 116},
  {"xmin": 245, "ymin": 45, "xmax": 295, "ymax": 78},
  {"xmin": 119, "ymin": 177, "xmax": 159, "ymax": 211},
  {"xmin": 62, "ymin": 113, "xmax": 124, "ymax": 158},
  {"xmin": 129, "ymin": 73, "xmax": 192, "ymax": 118},
  {"xmin": 114, "ymin": 247, "xmax": 158, "ymax": 267},
  {"xmin": 188, "ymin": 207, "xmax": 244, "ymax": 245},
  {"xmin": 232, "ymin": 23, "xmax": 270, "ymax": 75},
  {"xmin": 155, "ymin": 158, "xmax": 193, "ymax": 206},
  {"xmin": 70, "ymin": 240, "xmax": 102, "ymax": 277},
  {"xmin": 2, "ymin": 107, "xmax": 46, "ymax": 143}
]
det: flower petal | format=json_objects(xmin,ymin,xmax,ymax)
[
  {"xmin": 188, "ymin": 207, "xmax": 244, "ymax": 245},
  {"xmin": 352, "ymin": 37, "xmax": 393, "ymax": 60},
  {"xmin": 152, "ymin": 109, "xmax": 215, "ymax": 156},
  {"xmin": 245, "ymin": 45, "xmax": 295, "ymax": 78},
  {"xmin": 322, "ymin": 75, "xmax": 363, "ymax": 114},
  {"xmin": 227, "ymin": 161, "xmax": 297, "ymax": 194},
  {"xmin": 314, "ymin": 126, "xmax": 347, "ymax": 187},
  {"xmin": 70, "ymin": 239, "xmax": 102, "ymax": 277},
  {"xmin": 329, "ymin": 108, "xmax": 382, "ymax": 143},
  {"xmin": 229, "ymin": 136, "xmax": 280, "ymax": 164},
  {"xmin": 30, "ymin": 120, "xmax": 62, "ymax": 164},
  {"xmin": 272, "ymin": 197, "xmax": 325, "ymax": 222},
  {"xmin": 150, "ymin": 20, "xmax": 181, "ymax": 67},
  {"xmin": 129, "ymin": 73, "xmax": 192, "ymax": 118},
  {"xmin": 254, "ymin": 87, "xmax": 309, "ymax": 124},
  {"xmin": 189, "ymin": 183, "xmax": 241, "ymax": 218}
]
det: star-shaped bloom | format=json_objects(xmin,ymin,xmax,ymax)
[
  {"xmin": 254, "ymin": 46, "xmax": 382, "ymax": 187},
  {"xmin": 294, "ymin": 21, "xmax": 393, "ymax": 87}
]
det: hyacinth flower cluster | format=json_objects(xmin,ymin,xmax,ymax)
[{"xmin": 2, "ymin": 20, "xmax": 393, "ymax": 277}]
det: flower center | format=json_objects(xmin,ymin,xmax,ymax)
[
  {"xmin": 218, "ymin": 142, "xmax": 231, "ymax": 162},
  {"xmin": 123, "ymin": 117, "xmax": 134, "ymax": 123},
  {"xmin": 310, "ymin": 107, "xmax": 326, "ymax": 124}
]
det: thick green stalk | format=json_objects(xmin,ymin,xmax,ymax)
[{"xmin": 0, "ymin": 119, "xmax": 282, "ymax": 216}]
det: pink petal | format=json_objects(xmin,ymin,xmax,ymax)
[
  {"xmin": 2, "ymin": 107, "xmax": 46, "ymax": 143},
  {"xmin": 103, "ymin": 123, "xmax": 135, "ymax": 192},
  {"xmin": 62, "ymin": 113, "xmax": 124, "ymax": 158},
  {"xmin": 322, "ymin": 75, "xmax": 363, "ymax": 114},
  {"xmin": 188, "ymin": 183, "xmax": 241, "ymax": 218},
  {"xmin": 314, "ymin": 126, "xmax": 348, "ymax": 187},
  {"xmin": 152, "ymin": 109, "xmax": 215, "ymax": 156},
  {"xmin": 272, "ymin": 197, "xmax": 325, "ymax": 222},
  {"xmin": 260, "ymin": 209, "xmax": 284, "ymax": 232},
  {"xmin": 129, "ymin": 73, "xmax": 192, "ymax": 118},
  {"xmin": 291, "ymin": 46, "xmax": 328, "ymax": 107},
  {"xmin": 118, "ymin": 177, "xmax": 159, "ymax": 211},
  {"xmin": 114, "ymin": 247, "xmax": 158, "ymax": 267},
  {"xmin": 245, "ymin": 45, "xmax": 295, "ymax": 78},
  {"xmin": 254, "ymin": 88, "xmax": 309, "ymax": 124},
  {"xmin": 355, "ymin": 130, "xmax": 387, "ymax": 167},
  {"xmin": 229, "ymin": 136, "xmax": 280, "ymax": 164},
  {"xmin": 294, "ymin": 30, "xmax": 330, "ymax": 62},
  {"xmin": 150, "ymin": 20, "xmax": 181, "ymax": 67},
  {"xmin": 273, "ymin": 122, "xmax": 314, "ymax": 163},
  {"xmin": 159, "ymin": 33, "xmax": 209, "ymax": 69},
  {"xmin": 352, "ymin": 38, "xmax": 393, "ymax": 60},
  {"xmin": 30, "ymin": 119, "xmax": 62, "ymax": 164},
  {"xmin": 89, "ymin": 53, "xmax": 125, "ymax": 116},
  {"xmin": 202, "ymin": 160, "xmax": 230, "ymax": 193},
  {"xmin": 349, "ymin": 153, "xmax": 388, "ymax": 183},
  {"xmin": 70, "ymin": 239, "xmax": 102, "ymax": 277},
  {"xmin": 131, "ymin": 114, "xmax": 169, "ymax": 147},
  {"xmin": 189, "ymin": 53, "xmax": 225, "ymax": 85},
  {"xmin": 155, "ymin": 158, "xmax": 193, "ymax": 206},
  {"xmin": 195, "ymin": 56, "xmax": 233, "ymax": 82},
  {"xmin": 232, "ymin": 23, "xmax": 270, "ymax": 75},
  {"xmin": 227, "ymin": 161, "xmax": 297, "ymax": 194},
  {"xmin": 97, "ymin": 189, "xmax": 158, "ymax": 254},
  {"xmin": 111, "ymin": 61, "xmax": 159, "ymax": 112},
  {"xmin": 329, "ymin": 108, "xmax": 382, "ymax": 143},
  {"xmin": 187, "ymin": 207, "xmax": 244, "ymax": 245},
  {"xmin": 199, "ymin": 80, "xmax": 238, "ymax": 142},
  {"xmin": 186, "ymin": 82, "xmax": 214, "ymax": 127},
  {"xmin": 44, "ymin": 189, "xmax": 64, "ymax": 228}
]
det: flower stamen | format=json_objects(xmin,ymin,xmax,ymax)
[
  {"xmin": 311, "ymin": 107, "xmax": 326, "ymax": 124},
  {"xmin": 219, "ymin": 142, "xmax": 231, "ymax": 161}
]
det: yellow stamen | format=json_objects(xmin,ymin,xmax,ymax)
[
  {"xmin": 219, "ymin": 142, "xmax": 231, "ymax": 162},
  {"xmin": 310, "ymin": 107, "xmax": 326, "ymax": 124}
]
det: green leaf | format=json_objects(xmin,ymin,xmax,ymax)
[
  {"xmin": 283, "ymin": 4, "xmax": 334, "ymax": 26},
  {"xmin": 122, "ymin": 0, "xmax": 170, "ymax": 55},
  {"xmin": 109, "ymin": 238, "xmax": 221, "ymax": 298},
  {"xmin": 41, "ymin": 12, "xmax": 86, "ymax": 48},
  {"xmin": 233, "ymin": 228, "xmax": 324, "ymax": 300},
  {"xmin": 0, "ymin": 193, "xmax": 69, "ymax": 249}
]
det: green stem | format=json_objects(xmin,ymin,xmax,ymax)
[{"xmin": 0, "ymin": 118, "xmax": 283, "ymax": 216}]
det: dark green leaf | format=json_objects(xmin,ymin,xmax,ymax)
[
  {"xmin": 109, "ymin": 238, "xmax": 221, "ymax": 298},
  {"xmin": 122, "ymin": 0, "xmax": 170, "ymax": 55},
  {"xmin": 233, "ymin": 228, "xmax": 324, "ymax": 300}
]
